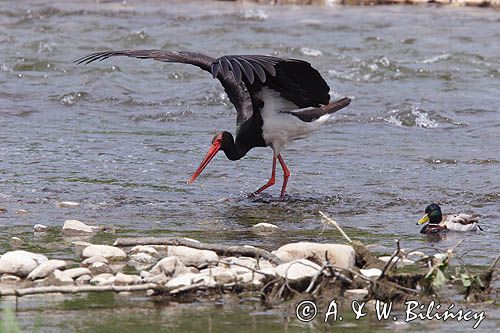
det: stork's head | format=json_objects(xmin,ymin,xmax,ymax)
[{"xmin": 188, "ymin": 131, "xmax": 234, "ymax": 184}]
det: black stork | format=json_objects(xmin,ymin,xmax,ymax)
[{"xmin": 75, "ymin": 50, "xmax": 351, "ymax": 198}]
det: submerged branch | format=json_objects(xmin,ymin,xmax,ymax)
[{"xmin": 0, "ymin": 283, "xmax": 159, "ymax": 297}]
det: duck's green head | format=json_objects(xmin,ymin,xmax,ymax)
[{"xmin": 417, "ymin": 203, "xmax": 443, "ymax": 225}]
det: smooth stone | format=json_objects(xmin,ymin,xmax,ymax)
[
  {"xmin": 406, "ymin": 251, "xmax": 427, "ymax": 261},
  {"xmin": 33, "ymin": 224, "xmax": 48, "ymax": 232},
  {"xmin": 166, "ymin": 246, "xmax": 218, "ymax": 267},
  {"xmin": 82, "ymin": 245, "xmax": 126, "ymax": 261},
  {"xmin": 0, "ymin": 251, "xmax": 48, "ymax": 277},
  {"xmin": 226, "ymin": 257, "xmax": 274, "ymax": 275},
  {"xmin": 56, "ymin": 201, "xmax": 80, "ymax": 208},
  {"xmin": 90, "ymin": 273, "xmax": 115, "ymax": 286},
  {"xmin": 146, "ymin": 273, "xmax": 169, "ymax": 285},
  {"xmin": 378, "ymin": 256, "xmax": 415, "ymax": 267},
  {"xmin": 10, "ymin": 237, "xmax": 24, "ymax": 247},
  {"xmin": 273, "ymin": 242, "xmax": 356, "ymax": 270},
  {"xmin": 165, "ymin": 273, "xmax": 216, "ymax": 289},
  {"xmin": 275, "ymin": 259, "xmax": 321, "ymax": 281},
  {"xmin": 81, "ymin": 256, "xmax": 108, "ymax": 266},
  {"xmin": 252, "ymin": 222, "xmax": 279, "ymax": 232},
  {"xmin": 200, "ymin": 267, "xmax": 239, "ymax": 284},
  {"xmin": 46, "ymin": 270, "xmax": 73, "ymax": 286},
  {"xmin": 75, "ymin": 274, "xmax": 92, "ymax": 285},
  {"xmin": 16, "ymin": 209, "xmax": 28, "ymax": 214},
  {"xmin": 64, "ymin": 267, "xmax": 92, "ymax": 279},
  {"xmin": 149, "ymin": 256, "xmax": 189, "ymax": 277},
  {"xmin": 344, "ymin": 288, "xmax": 369, "ymax": 300},
  {"xmin": 1, "ymin": 274, "xmax": 21, "ymax": 283},
  {"xmin": 27, "ymin": 260, "xmax": 66, "ymax": 280},
  {"xmin": 128, "ymin": 253, "xmax": 158, "ymax": 268},
  {"xmin": 129, "ymin": 246, "xmax": 159, "ymax": 257},
  {"xmin": 73, "ymin": 241, "xmax": 93, "ymax": 257},
  {"xmin": 62, "ymin": 220, "xmax": 94, "ymax": 236},
  {"xmin": 114, "ymin": 273, "xmax": 141, "ymax": 285},
  {"xmin": 89, "ymin": 262, "xmax": 113, "ymax": 275},
  {"xmin": 360, "ymin": 268, "xmax": 382, "ymax": 278}
]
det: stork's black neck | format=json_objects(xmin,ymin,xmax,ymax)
[{"xmin": 220, "ymin": 131, "xmax": 249, "ymax": 161}]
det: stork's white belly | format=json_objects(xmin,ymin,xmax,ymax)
[{"xmin": 259, "ymin": 87, "xmax": 330, "ymax": 155}]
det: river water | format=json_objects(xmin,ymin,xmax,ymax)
[{"xmin": 0, "ymin": 0, "xmax": 499, "ymax": 331}]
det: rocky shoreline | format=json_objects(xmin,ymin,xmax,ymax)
[
  {"xmin": 240, "ymin": 0, "xmax": 500, "ymax": 8},
  {"xmin": 1, "ymin": 214, "xmax": 497, "ymax": 309}
]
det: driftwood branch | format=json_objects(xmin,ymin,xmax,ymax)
[
  {"xmin": 0, "ymin": 283, "xmax": 159, "ymax": 297},
  {"xmin": 319, "ymin": 211, "xmax": 352, "ymax": 243},
  {"xmin": 113, "ymin": 237, "xmax": 284, "ymax": 265}
]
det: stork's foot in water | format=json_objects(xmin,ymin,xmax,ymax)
[{"xmin": 250, "ymin": 154, "xmax": 290, "ymax": 199}]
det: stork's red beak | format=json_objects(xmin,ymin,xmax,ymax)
[{"xmin": 188, "ymin": 141, "xmax": 221, "ymax": 184}]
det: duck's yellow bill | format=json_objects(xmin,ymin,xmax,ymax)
[{"xmin": 417, "ymin": 214, "xmax": 430, "ymax": 225}]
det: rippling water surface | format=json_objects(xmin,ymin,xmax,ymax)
[{"xmin": 0, "ymin": 0, "xmax": 499, "ymax": 331}]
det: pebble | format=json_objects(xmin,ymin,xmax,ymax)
[
  {"xmin": 82, "ymin": 245, "xmax": 127, "ymax": 261},
  {"xmin": 275, "ymin": 259, "xmax": 321, "ymax": 281},
  {"xmin": 165, "ymin": 273, "xmax": 216, "ymax": 289},
  {"xmin": 33, "ymin": 224, "xmax": 48, "ymax": 232},
  {"xmin": 64, "ymin": 267, "xmax": 92, "ymax": 279},
  {"xmin": 89, "ymin": 262, "xmax": 113, "ymax": 275},
  {"xmin": 166, "ymin": 246, "xmax": 218, "ymax": 267},
  {"xmin": 9, "ymin": 237, "xmax": 24, "ymax": 248},
  {"xmin": 56, "ymin": 201, "xmax": 80, "ymax": 208},
  {"xmin": 344, "ymin": 288, "xmax": 369, "ymax": 300},
  {"xmin": 378, "ymin": 256, "xmax": 415, "ymax": 267},
  {"xmin": 149, "ymin": 256, "xmax": 189, "ymax": 277},
  {"xmin": 360, "ymin": 268, "xmax": 382, "ymax": 278},
  {"xmin": 0, "ymin": 251, "xmax": 48, "ymax": 277},
  {"xmin": 252, "ymin": 222, "xmax": 279, "ymax": 233},
  {"xmin": 90, "ymin": 273, "xmax": 115, "ymax": 286},
  {"xmin": 75, "ymin": 274, "xmax": 92, "ymax": 285},
  {"xmin": 0, "ymin": 274, "xmax": 21, "ymax": 283},
  {"xmin": 114, "ymin": 273, "xmax": 141, "ymax": 285},
  {"xmin": 16, "ymin": 209, "xmax": 28, "ymax": 214},
  {"xmin": 0, "ymin": 207, "xmax": 7, "ymax": 213},
  {"xmin": 81, "ymin": 256, "xmax": 108, "ymax": 266},
  {"xmin": 46, "ymin": 269, "xmax": 74, "ymax": 286},
  {"xmin": 73, "ymin": 241, "xmax": 93, "ymax": 257},
  {"xmin": 27, "ymin": 260, "xmax": 66, "ymax": 280},
  {"xmin": 62, "ymin": 220, "xmax": 94, "ymax": 236},
  {"xmin": 273, "ymin": 242, "xmax": 356, "ymax": 270}
]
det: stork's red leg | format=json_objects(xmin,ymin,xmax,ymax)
[
  {"xmin": 253, "ymin": 156, "xmax": 277, "ymax": 195},
  {"xmin": 277, "ymin": 154, "xmax": 290, "ymax": 199}
]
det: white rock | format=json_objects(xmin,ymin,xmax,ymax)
[
  {"xmin": 129, "ymin": 253, "xmax": 157, "ymax": 267},
  {"xmin": 166, "ymin": 246, "xmax": 218, "ymax": 267},
  {"xmin": 16, "ymin": 209, "xmax": 28, "ymax": 214},
  {"xmin": 275, "ymin": 259, "xmax": 321, "ymax": 281},
  {"xmin": 378, "ymin": 256, "xmax": 415, "ymax": 267},
  {"xmin": 27, "ymin": 260, "xmax": 66, "ymax": 280},
  {"xmin": 1, "ymin": 274, "xmax": 21, "ymax": 283},
  {"xmin": 360, "ymin": 268, "xmax": 382, "ymax": 278},
  {"xmin": 165, "ymin": 273, "xmax": 216, "ymax": 289},
  {"xmin": 200, "ymin": 267, "xmax": 239, "ymax": 284},
  {"xmin": 82, "ymin": 245, "xmax": 126, "ymax": 261},
  {"xmin": 89, "ymin": 262, "xmax": 113, "ymax": 275},
  {"xmin": 114, "ymin": 273, "xmax": 141, "ymax": 285},
  {"xmin": 64, "ymin": 267, "xmax": 91, "ymax": 279},
  {"xmin": 81, "ymin": 256, "xmax": 108, "ymax": 266},
  {"xmin": 252, "ymin": 223, "xmax": 279, "ymax": 233},
  {"xmin": 46, "ymin": 269, "xmax": 73, "ymax": 286},
  {"xmin": 90, "ymin": 273, "xmax": 115, "ymax": 286},
  {"xmin": 73, "ymin": 241, "xmax": 93, "ymax": 257},
  {"xmin": 129, "ymin": 246, "xmax": 159, "ymax": 257},
  {"xmin": 406, "ymin": 251, "xmax": 427, "ymax": 261},
  {"xmin": 273, "ymin": 242, "xmax": 355, "ymax": 270},
  {"xmin": 344, "ymin": 289, "xmax": 369, "ymax": 300},
  {"xmin": 75, "ymin": 274, "xmax": 92, "ymax": 285},
  {"xmin": 56, "ymin": 201, "xmax": 80, "ymax": 208},
  {"xmin": 146, "ymin": 272, "xmax": 169, "ymax": 285},
  {"xmin": 33, "ymin": 224, "xmax": 48, "ymax": 232},
  {"xmin": 0, "ymin": 251, "xmax": 47, "ymax": 277},
  {"xmin": 149, "ymin": 256, "xmax": 189, "ymax": 277},
  {"xmin": 10, "ymin": 237, "xmax": 24, "ymax": 247},
  {"xmin": 62, "ymin": 220, "xmax": 94, "ymax": 235}
]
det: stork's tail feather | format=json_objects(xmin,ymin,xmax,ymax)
[{"xmin": 282, "ymin": 97, "xmax": 351, "ymax": 122}]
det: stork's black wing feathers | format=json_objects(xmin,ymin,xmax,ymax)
[
  {"xmin": 282, "ymin": 97, "xmax": 351, "ymax": 122},
  {"xmin": 75, "ymin": 50, "xmax": 332, "ymax": 128}
]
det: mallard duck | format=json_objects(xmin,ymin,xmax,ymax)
[{"xmin": 417, "ymin": 203, "xmax": 482, "ymax": 234}]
